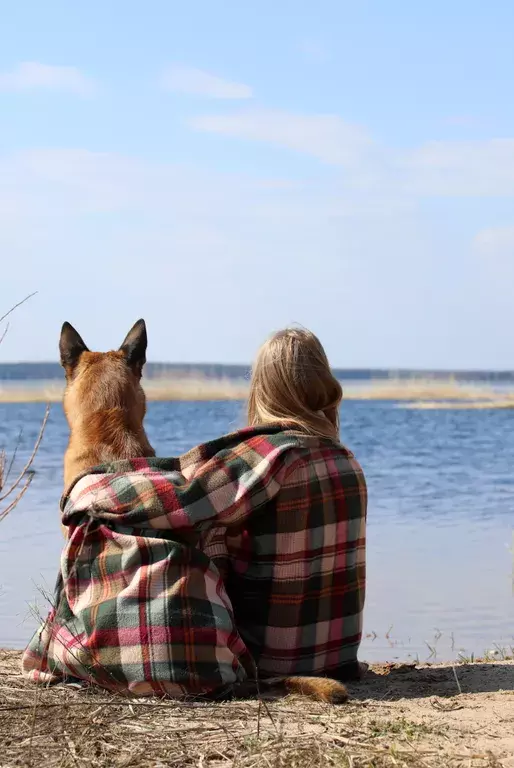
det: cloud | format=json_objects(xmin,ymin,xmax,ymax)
[
  {"xmin": 401, "ymin": 139, "xmax": 514, "ymax": 196},
  {"xmin": 161, "ymin": 66, "xmax": 252, "ymax": 99},
  {"xmin": 0, "ymin": 147, "xmax": 430, "ymax": 360},
  {"xmin": 0, "ymin": 62, "xmax": 94, "ymax": 95},
  {"xmin": 0, "ymin": 146, "xmax": 512, "ymax": 367},
  {"xmin": 191, "ymin": 108, "xmax": 514, "ymax": 197},
  {"xmin": 191, "ymin": 109, "xmax": 373, "ymax": 167}
]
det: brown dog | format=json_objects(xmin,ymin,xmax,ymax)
[
  {"xmin": 60, "ymin": 318, "xmax": 155, "ymax": 493},
  {"xmin": 58, "ymin": 319, "xmax": 348, "ymax": 704}
]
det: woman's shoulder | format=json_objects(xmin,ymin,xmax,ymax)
[
  {"xmin": 177, "ymin": 424, "xmax": 362, "ymax": 477},
  {"xmin": 274, "ymin": 429, "xmax": 358, "ymax": 458},
  {"xmin": 176, "ymin": 425, "xmax": 309, "ymax": 472},
  {"xmin": 276, "ymin": 431, "xmax": 366, "ymax": 480}
]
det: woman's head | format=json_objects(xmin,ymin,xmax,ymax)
[{"xmin": 247, "ymin": 327, "xmax": 342, "ymax": 440}]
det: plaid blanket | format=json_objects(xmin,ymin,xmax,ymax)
[
  {"xmin": 197, "ymin": 430, "xmax": 367, "ymax": 677},
  {"xmin": 22, "ymin": 425, "xmax": 366, "ymax": 694}
]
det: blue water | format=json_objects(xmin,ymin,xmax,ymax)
[{"xmin": 0, "ymin": 400, "xmax": 512, "ymax": 662}]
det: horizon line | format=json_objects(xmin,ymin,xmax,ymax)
[{"xmin": 1, "ymin": 360, "xmax": 513, "ymax": 375}]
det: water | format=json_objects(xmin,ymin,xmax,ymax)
[{"xmin": 0, "ymin": 400, "xmax": 512, "ymax": 663}]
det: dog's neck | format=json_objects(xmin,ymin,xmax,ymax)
[{"xmin": 64, "ymin": 406, "xmax": 155, "ymax": 490}]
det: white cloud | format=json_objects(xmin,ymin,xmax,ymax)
[
  {"xmin": 0, "ymin": 62, "xmax": 94, "ymax": 95},
  {"xmin": 191, "ymin": 109, "xmax": 373, "ymax": 168},
  {"xmin": 0, "ymin": 147, "xmax": 433, "ymax": 361},
  {"xmin": 401, "ymin": 139, "xmax": 514, "ymax": 196},
  {"xmin": 0, "ymin": 146, "xmax": 513, "ymax": 367},
  {"xmin": 192, "ymin": 108, "xmax": 514, "ymax": 197},
  {"xmin": 161, "ymin": 66, "xmax": 252, "ymax": 99}
]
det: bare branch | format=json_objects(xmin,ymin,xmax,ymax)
[
  {"xmin": 4, "ymin": 427, "xmax": 24, "ymax": 485},
  {"xmin": 0, "ymin": 291, "xmax": 38, "ymax": 326},
  {"xmin": 0, "ymin": 321, "xmax": 10, "ymax": 346},
  {"xmin": 0, "ymin": 404, "xmax": 50, "ymax": 504},
  {"xmin": 0, "ymin": 293, "xmax": 48, "ymax": 522},
  {"xmin": 0, "ymin": 474, "xmax": 34, "ymax": 523}
]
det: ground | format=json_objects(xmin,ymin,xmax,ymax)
[{"xmin": 1, "ymin": 650, "xmax": 513, "ymax": 767}]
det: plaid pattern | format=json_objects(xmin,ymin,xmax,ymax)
[
  {"xmin": 22, "ymin": 425, "xmax": 366, "ymax": 694},
  {"xmin": 196, "ymin": 429, "xmax": 367, "ymax": 677},
  {"xmin": 21, "ymin": 468, "xmax": 253, "ymax": 696}
]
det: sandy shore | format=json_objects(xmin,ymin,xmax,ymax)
[
  {"xmin": 1, "ymin": 377, "xmax": 514, "ymax": 406},
  {"xmin": 1, "ymin": 649, "xmax": 512, "ymax": 767}
]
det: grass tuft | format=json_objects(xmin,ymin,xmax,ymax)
[{"xmin": 1, "ymin": 650, "xmax": 513, "ymax": 767}]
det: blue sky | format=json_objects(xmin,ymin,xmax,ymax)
[{"xmin": 1, "ymin": 0, "xmax": 513, "ymax": 368}]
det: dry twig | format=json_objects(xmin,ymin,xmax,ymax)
[
  {"xmin": 0, "ymin": 404, "xmax": 50, "ymax": 523},
  {"xmin": 0, "ymin": 293, "xmax": 49, "ymax": 523}
]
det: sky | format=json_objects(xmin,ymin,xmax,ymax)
[{"xmin": 1, "ymin": 0, "xmax": 514, "ymax": 369}]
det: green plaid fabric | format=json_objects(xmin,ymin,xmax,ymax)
[{"xmin": 22, "ymin": 424, "xmax": 366, "ymax": 694}]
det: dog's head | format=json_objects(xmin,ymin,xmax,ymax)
[{"xmin": 59, "ymin": 319, "xmax": 148, "ymax": 432}]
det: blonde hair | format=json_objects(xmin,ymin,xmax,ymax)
[{"xmin": 247, "ymin": 327, "xmax": 342, "ymax": 440}]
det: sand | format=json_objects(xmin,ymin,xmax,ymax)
[{"xmin": 1, "ymin": 649, "xmax": 512, "ymax": 767}]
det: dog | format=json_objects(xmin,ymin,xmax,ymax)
[
  {"xmin": 60, "ymin": 318, "xmax": 154, "ymax": 492},
  {"xmin": 58, "ymin": 319, "xmax": 348, "ymax": 704}
]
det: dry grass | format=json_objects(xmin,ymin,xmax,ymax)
[
  {"xmin": 2, "ymin": 650, "xmax": 513, "ymax": 767},
  {"xmin": 0, "ymin": 378, "xmax": 250, "ymax": 403},
  {"xmin": 401, "ymin": 399, "xmax": 514, "ymax": 410},
  {"xmin": 346, "ymin": 379, "xmax": 500, "ymax": 402},
  {"xmin": 2, "ymin": 377, "xmax": 514, "ymax": 407}
]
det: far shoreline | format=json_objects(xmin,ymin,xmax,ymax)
[{"xmin": 1, "ymin": 377, "xmax": 514, "ymax": 407}]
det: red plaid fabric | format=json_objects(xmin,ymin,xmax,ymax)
[
  {"xmin": 22, "ymin": 424, "xmax": 366, "ymax": 694},
  {"xmin": 195, "ymin": 428, "xmax": 367, "ymax": 677}
]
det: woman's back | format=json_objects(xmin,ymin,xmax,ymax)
[{"xmin": 202, "ymin": 434, "xmax": 367, "ymax": 679}]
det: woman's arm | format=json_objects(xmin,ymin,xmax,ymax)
[{"xmin": 63, "ymin": 434, "xmax": 301, "ymax": 533}]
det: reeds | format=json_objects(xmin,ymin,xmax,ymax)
[
  {"xmin": 2, "ymin": 376, "xmax": 514, "ymax": 406},
  {"xmin": 0, "ymin": 295, "xmax": 49, "ymax": 522}
]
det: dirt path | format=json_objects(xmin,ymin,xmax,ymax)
[
  {"xmin": 349, "ymin": 660, "xmax": 514, "ymax": 766},
  {"xmin": 1, "ymin": 649, "xmax": 512, "ymax": 767}
]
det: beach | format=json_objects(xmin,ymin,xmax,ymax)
[{"xmin": 1, "ymin": 649, "xmax": 513, "ymax": 767}]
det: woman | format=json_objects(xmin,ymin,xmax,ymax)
[{"xmin": 200, "ymin": 327, "xmax": 368, "ymax": 681}]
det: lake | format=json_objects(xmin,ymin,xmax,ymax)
[{"xmin": 0, "ymin": 399, "xmax": 512, "ymax": 663}]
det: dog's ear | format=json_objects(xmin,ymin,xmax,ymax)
[
  {"xmin": 59, "ymin": 322, "xmax": 89, "ymax": 375},
  {"xmin": 119, "ymin": 319, "xmax": 147, "ymax": 377}
]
